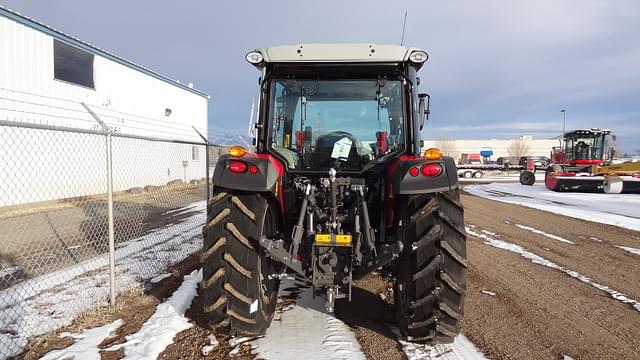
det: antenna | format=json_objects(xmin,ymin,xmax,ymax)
[{"xmin": 400, "ymin": 11, "xmax": 408, "ymax": 45}]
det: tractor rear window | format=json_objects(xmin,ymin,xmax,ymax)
[{"xmin": 267, "ymin": 79, "xmax": 405, "ymax": 170}]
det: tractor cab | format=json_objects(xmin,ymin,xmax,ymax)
[{"xmin": 551, "ymin": 129, "xmax": 612, "ymax": 166}]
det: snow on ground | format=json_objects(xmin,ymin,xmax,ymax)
[
  {"xmin": 391, "ymin": 327, "xmax": 487, "ymax": 360},
  {"xmin": 615, "ymin": 245, "xmax": 640, "ymax": 256},
  {"xmin": 39, "ymin": 319, "xmax": 123, "ymax": 360},
  {"xmin": 513, "ymin": 224, "xmax": 575, "ymax": 244},
  {"xmin": 466, "ymin": 226, "xmax": 640, "ymax": 312},
  {"xmin": 200, "ymin": 334, "xmax": 219, "ymax": 356},
  {"xmin": 251, "ymin": 278, "xmax": 366, "ymax": 360},
  {"xmin": 0, "ymin": 201, "xmax": 205, "ymax": 358},
  {"xmin": 108, "ymin": 269, "xmax": 201, "ymax": 360},
  {"xmin": 150, "ymin": 273, "xmax": 172, "ymax": 284},
  {"xmin": 0, "ymin": 266, "xmax": 21, "ymax": 279},
  {"xmin": 464, "ymin": 183, "xmax": 640, "ymax": 231}
]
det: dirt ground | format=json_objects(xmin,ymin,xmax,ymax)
[
  {"xmin": 0, "ymin": 183, "xmax": 206, "ymax": 289},
  {"xmin": 18, "ymin": 190, "xmax": 640, "ymax": 360},
  {"xmin": 461, "ymin": 193, "xmax": 640, "ymax": 360}
]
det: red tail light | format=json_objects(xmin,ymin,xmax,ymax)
[
  {"xmin": 228, "ymin": 161, "xmax": 247, "ymax": 173},
  {"xmin": 409, "ymin": 167, "xmax": 420, "ymax": 177},
  {"xmin": 421, "ymin": 164, "xmax": 442, "ymax": 177},
  {"xmin": 249, "ymin": 165, "xmax": 258, "ymax": 174}
]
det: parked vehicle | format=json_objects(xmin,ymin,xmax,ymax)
[{"xmin": 519, "ymin": 156, "xmax": 550, "ymax": 170}]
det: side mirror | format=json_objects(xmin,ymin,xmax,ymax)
[{"xmin": 418, "ymin": 93, "xmax": 430, "ymax": 130}]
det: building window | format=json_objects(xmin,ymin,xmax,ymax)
[
  {"xmin": 192, "ymin": 146, "xmax": 200, "ymax": 161},
  {"xmin": 54, "ymin": 40, "xmax": 95, "ymax": 89}
]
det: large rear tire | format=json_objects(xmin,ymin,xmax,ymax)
[
  {"xmin": 394, "ymin": 189, "xmax": 467, "ymax": 344},
  {"xmin": 201, "ymin": 192, "xmax": 280, "ymax": 336},
  {"xmin": 201, "ymin": 191, "xmax": 232, "ymax": 332}
]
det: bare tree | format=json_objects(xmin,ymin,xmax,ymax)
[
  {"xmin": 435, "ymin": 138, "xmax": 459, "ymax": 159},
  {"xmin": 507, "ymin": 139, "xmax": 531, "ymax": 159}
]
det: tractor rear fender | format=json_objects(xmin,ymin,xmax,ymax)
[
  {"xmin": 387, "ymin": 155, "xmax": 458, "ymax": 195},
  {"xmin": 212, "ymin": 154, "xmax": 285, "ymax": 210}
]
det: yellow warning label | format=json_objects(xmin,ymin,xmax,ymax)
[
  {"xmin": 335, "ymin": 234, "xmax": 352, "ymax": 245},
  {"xmin": 314, "ymin": 234, "xmax": 352, "ymax": 246},
  {"xmin": 315, "ymin": 234, "xmax": 331, "ymax": 243}
]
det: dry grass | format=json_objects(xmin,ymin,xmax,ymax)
[{"xmin": 21, "ymin": 283, "xmax": 147, "ymax": 360}]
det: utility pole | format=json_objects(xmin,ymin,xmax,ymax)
[{"xmin": 560, "ymin": 109, "xmax": 567, "ymax": 146}]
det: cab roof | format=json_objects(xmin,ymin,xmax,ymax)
[{"xmin": 253, "ymin": 43, "xmax": 428, "ymax": 67}]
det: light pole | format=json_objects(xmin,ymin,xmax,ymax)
[{"xmin": 560, "ymin": 109, "xmax": 566, "ymax": 146}]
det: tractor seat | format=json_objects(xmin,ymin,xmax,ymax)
[{"xmin": 312, "ymin": 131, "xmax": 361, "ymax": 168}]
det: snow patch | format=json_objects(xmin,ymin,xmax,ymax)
[
  {"xmin": 391, "ymin": 327, "xmax": 487, "ymax": 360},
  {"xmin": 201, "ymin": 334, "xmax": 219, "ymax": 355},
  {"xmin": 467, "ymin": 227, "xmax": 640, "ymax": 312},
  {"xmin": 108, "ymin": 269, "xmax": 202, "ymax": 359},
  {"xmin": 465, "ymin": 183, "xmax": 640, "ymax": 231},
  {"xmin": 480, "ymin": 230, "xmax": 496, "ymax": 236},
  {"xmin": 39, "ymin": 319, "xmax": 123, "ymax": 360},
  {"xmin": 0, "ymin": 201, "xmax": 205, "ymax": 357},
  {"xmin": 251, "ymin": 278, "xmax": 365, "ymax": 360},
  {"xmin": 514, "ymin": 224, "xmax": 575, "ymax": 244},
  {"xmin": 615, "ymin": 245, "xmax": 640, "ymax": 256},
  {"xmin": 150, "ymin": 273, "xmax": 172, "ymax": 284},
  {"xmin": 0, "ymin": 266, "xmax": 21, "ymax": 278},
  {"xmin": 481, "ymin": 290, "xmax": 497, "ymax": 296}
]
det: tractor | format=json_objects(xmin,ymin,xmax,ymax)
[
  {"xmin": 201, "ymin": 44, "xmax": 466, "ymax": 344},
  {"xmin": 545, "ymin": 128, "xmax": 640, "ymax": 193}
]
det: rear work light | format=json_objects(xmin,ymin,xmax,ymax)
[
  {"xmin": 245, "ymin": 51, "xmax": 264, "ymax": 64},
  {"xmin": 409, "ymin": 50, "xmax": 429, "ymax": 63},
  {"xmin": 421, "ymin": 164, "xmax": 443, "ymax": 177},
  {"xmin": 228, "ymin": 161, "xmax": 248, "ymax": 173}
]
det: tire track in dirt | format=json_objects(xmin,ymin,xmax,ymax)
[
  {"xmin": 462, "ymin": 193, "xmax": 640, "ymax": 301},
  {"xmin": 461, "ymin": 193, "xmax": 640, "ymax": 359}
]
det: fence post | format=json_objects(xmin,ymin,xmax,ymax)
[
  {"xmin": 192, "ymin": 126, "xmax": 210, "ymax": 203},
  {"xmin": 106, "ymin": 132, "xmax": 116, "ymax": 305},
  {"xmin": 82, "ymin": 103, "xmax": 117, "ymax": 305}
]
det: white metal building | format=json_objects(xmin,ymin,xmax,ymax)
[
  {"xmin": 0, "ymin": 6, "xmax": 209, "ymax": 206},
  {"xmin": 423, "ymin": 137, "xmax": 559, "ymax": 162}
]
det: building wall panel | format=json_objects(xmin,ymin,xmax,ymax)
[{"xmin": 0, "ymin": 15, "xmax": 209, "ymax": 206}]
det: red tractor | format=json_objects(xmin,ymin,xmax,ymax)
[
  {"xmin": 202, "ymin": 44, "xmax": 466, "ymax": 344},
  {"xmin": 545, "ymin": 129, "xmax": 640, "ymax": 193}
]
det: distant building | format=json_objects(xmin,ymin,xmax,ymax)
[
  {"xmin": 423, "ymin": 136, "xmax": 558, "ymax": 163},
  {"xmin": 0, "ymin": 6, "xmax": 209, "ymax": 206}
]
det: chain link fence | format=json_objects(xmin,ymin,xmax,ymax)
[{"xmin": 0, "ymin": 119, "xmax": 226, "ymax": 358}]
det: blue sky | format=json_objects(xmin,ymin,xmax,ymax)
[{"xmin": 3, "ymin": 0, "xmax": 639, "ymax": 153}]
